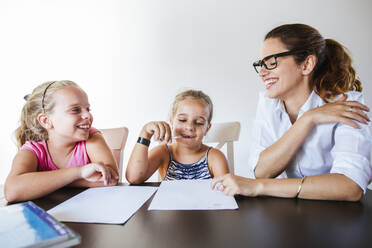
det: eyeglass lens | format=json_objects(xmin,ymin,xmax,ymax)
[{"xmin": 254, "ymin": 56, "xmax": 278, "ymax": 73}]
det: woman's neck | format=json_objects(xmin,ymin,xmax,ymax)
[{"xmin": 282, "ymin": 87, "xmax": 312, "ymax": 123}]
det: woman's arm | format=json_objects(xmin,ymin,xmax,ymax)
[
  {"xmin": 207, "ymin": 148, "xmax": 229, "ymax": 178},
  {"xmin": 126, "ymin": 122, "xmax": 171, "ymax": 184},
  {"xmin": 254, "ymin": 115, "xmax": 314, "ymax": 178},
  {"xmin": 255, "ymin": 97, "xmax": 370, "ymax": 178},
  {"xmin": 212, "ymin": 173, "xmax": 363, "ymax": 202}
]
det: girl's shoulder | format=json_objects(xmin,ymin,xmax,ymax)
[
  {"xmin": 86, "ymin": 127, "xmax": 103, "ymax": 144},
  {"xmin": 152, "ymin": 143, "xmax": 170, "ymax": 153},
  {"xmin": 21, "ymin": 140, "xmax": 47, "ymax": 155},
  {"xmin": 149, "ymin": 143, "xmax": 171, "ymax": 160},
  {"xmin": 207, "ymin": 147, "xmax": 227, "ymax": 161},
  {"xmin": 87, "ymin": 127, "xmax": 100, "ymax": 139}
]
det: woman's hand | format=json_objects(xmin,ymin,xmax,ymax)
[
  {"xmin": 140, "ymin": 121, "xmax": 172, "ymax": 143},
  {"xmin": 304, "ymin": 95, "xmax": 370, "ymax": 128},
  {"xmin": 80, "ymin": 163, "xmax": 118, "ymax": 186},
  {"xmin": 211, "ymin": 174, "xmax": 262, "ymax": 197}
]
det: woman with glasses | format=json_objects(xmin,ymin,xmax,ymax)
[{"xmin": 212, "ymin": 23, "xmax": 371, "ymax": 201}]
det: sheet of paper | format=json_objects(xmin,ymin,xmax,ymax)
[
  {"xmin": 148, "ymin": 179, "xmax": 238, "ymax": 210},
  {"xmin": 48, "ymin": 186, "xmax": 157, "ymax": 224}
]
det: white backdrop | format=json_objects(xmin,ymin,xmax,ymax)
[{"xmin": 0, "ymin": 0, "xmax": 371, "ymax": 184}]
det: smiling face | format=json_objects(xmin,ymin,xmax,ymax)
[
  {"xmin": 170, "ymin": 97, "xmax": 211, "ymax": 149},
  {"xmin": 46, "ymin": 86, "xmax": 93, "ymax": 143},
  {"xmin": 258, "ymin": 38, "xmax": 308, "ymax": 101}
]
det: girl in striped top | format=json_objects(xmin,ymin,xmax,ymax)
[{"xmin": 126, "ymin": 90, "xmax": 229, "ymax": 184}]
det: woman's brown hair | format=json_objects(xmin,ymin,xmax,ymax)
[{"xmin": 265, "ymin": 23, "xmax": 362, "ymax": 101}]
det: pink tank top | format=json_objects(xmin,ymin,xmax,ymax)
[{"xmin": 21, "ymin": 128, "xmax": 99, "ymax": 171}]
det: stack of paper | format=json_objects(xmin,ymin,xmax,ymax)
[
  {"xmin": 48, "ymin": 186, "xmax": 157, "ymax": 224},
  {"xmin": 148, "ymin": 179, "xmax": 238, "ymax": 210}
]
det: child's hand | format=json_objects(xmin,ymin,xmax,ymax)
[
  {"xmin": 81, "ymin": 163, "xmax": 119, "ymax": 186},
  {"xmin": 140, "ymin": 121, "xmax": 172, "ymax": 143}
]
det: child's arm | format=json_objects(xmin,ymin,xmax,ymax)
[
  {"xmin": 126, "ymin": 121, "xmax": 171, "ymax": 184},
  {"xmin": 69, "ymin": 131, "xmax": 119, "ymax": 187},
  {"xmin": 208, "ymin": 148, "xmax": 230, "ymax": 178},
  {"xmin": 4, "ymin": 150, "xmax": 114, "ymax": 203}
]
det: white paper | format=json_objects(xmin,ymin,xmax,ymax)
[
  {"xmin": 148, "ymin": 179, "xmax": 238, "ymax": 210},
  {"xmin": 47, "ymin": 185, "xmax": 157, "ymax": 224}
]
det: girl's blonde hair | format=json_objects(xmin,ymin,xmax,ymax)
[
  {"xmin": 16, "ymin": 80, "xmax": 80, "ymax": 148},
  {"xmin": 170, "ymin": 89, "xmax": 213, "ymax": 123}
]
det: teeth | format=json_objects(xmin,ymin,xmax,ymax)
[
  {"xmin": 265, "ymin": 79, "xmax": 277, "ymax": 87},
  {"xmin": 77, "ymin": 125, "xmax": 90, "ymax": 129}
]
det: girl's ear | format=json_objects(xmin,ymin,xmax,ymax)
[
  {"xmin": 37, "ymin": 113, "xmax": 53, "ymax": 129},
  {"xmin": 302, "ymin": 54, "xmax": 317, "ymax": 76}
]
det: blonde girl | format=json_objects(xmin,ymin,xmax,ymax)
[
  {"xmin": 126, "ymin": 89, "xmax": 229, "ymax": 183},
  {"xmin": 5, "ymin": 81, "xmax": 118, "ymax": 203}
]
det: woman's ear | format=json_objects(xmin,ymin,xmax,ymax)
[
  {"xmin": 37, "ymin": 113, "xmax": 52, "ymax": 129},
  {"xmin": 302, "ymin": 54, "xmax": 317, "ymax": 76}
]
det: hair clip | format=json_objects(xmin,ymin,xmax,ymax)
[{"xmin": 24, "ymin": 94, "xmax": 30, "ymax": 101}]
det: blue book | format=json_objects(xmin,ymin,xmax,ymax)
[{"xmin": 0, "ymin": 201, "xmax": 81, "ymax": 248}]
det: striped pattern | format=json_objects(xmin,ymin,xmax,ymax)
[{"xmin": 164, "ymin": 145, "xmax": 212, "ymax": 180}]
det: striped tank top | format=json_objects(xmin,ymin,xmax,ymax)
[{"xmin": 164, "ymin": 144, "xmax": 212, "ymax": 180}]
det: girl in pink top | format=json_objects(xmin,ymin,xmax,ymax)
[{"xmin": 5, "ymin": 80, "xmax": 118, "ymax": 203}]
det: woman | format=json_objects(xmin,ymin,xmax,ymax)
[{"xmin": 212, "ymin": 24, "xmax": 371, "ymax": 201}]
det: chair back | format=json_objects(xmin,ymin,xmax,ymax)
[
  {"xmin": 100, "ymin": 127, "xmax": 129, "ymax": 183},
  {"xmin": 204, "ymin": 121, "xmax": 240, "ymax": 174}
]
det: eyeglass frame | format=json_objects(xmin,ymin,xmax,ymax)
[{"xmin": 253, "ymin": 50, "xmax": 308, "ymax": 73}]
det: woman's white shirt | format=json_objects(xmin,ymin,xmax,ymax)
[{"xmin": 248, "ymin": 91, "xmax": 372, "ymax": 193}]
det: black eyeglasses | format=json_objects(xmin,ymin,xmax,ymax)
[{"xmin": 253, "ymin": 50, "xmax": 307, "ymax": 73}]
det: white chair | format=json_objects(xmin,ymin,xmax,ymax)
[
  {"xmin": 100, "ymin": 127, "xmax": 129, "ymax": 183},
  {"xmin": 204, "ymin": 121, "xmax": 241, "ymax": 174}
]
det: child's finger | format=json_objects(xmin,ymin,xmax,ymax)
[
  {"xmin": 158, "ymin": 122, "xmax": 166, "ymax": 141},
  {"xmin": 153, "ymin": 124, "xmax": 160, "ymax": 141},
  {"xmin": 164, "ymin": 123, "xmax": 172, "ymax": 143},
  {"xmin": 109, "ymin": 167, "xmax": 119, "ymax": 180},
  {"xmin": 95, "ymin": 164, "xmax": 108, "ymax": 185}
]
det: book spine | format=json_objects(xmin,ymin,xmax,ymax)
[{"xmin": 25, "ymin": 201, "xmax": 72, "ymax": 236}]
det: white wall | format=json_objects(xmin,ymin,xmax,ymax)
[{"xmin": 1, "ymin": 0, "xmax": 371, "ymax": 184}]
